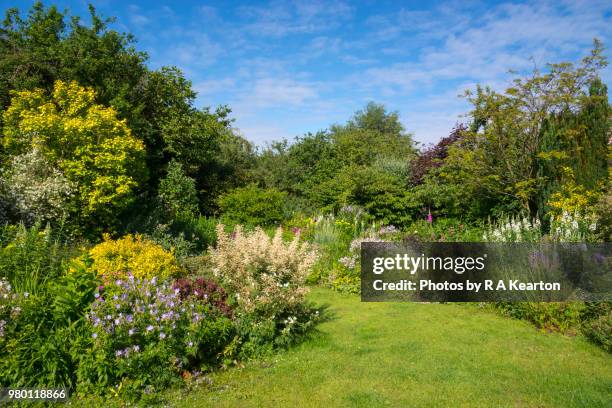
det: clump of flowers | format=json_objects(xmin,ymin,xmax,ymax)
[
  {"xmin": 483, "ymin": 216, "xmax": 542, "ymax": 242},
  {"xmin": 211, "ymin": 224, "xmax": 317, "ymax": 317},
  {"xmin": 89, "ymin": 234, "xmax": 181, "ymax": 282},
  {"xmin": 549, "ymin": 211, "xmax": 597, "ymax": 242},
  {"xmin": 83, "ymin": 274, "xmax": 233, "ymax": 396}
]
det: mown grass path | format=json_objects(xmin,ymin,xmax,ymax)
[{"xmin": 171, "ymin": 288, "xmax": 611, "ymax": 407}]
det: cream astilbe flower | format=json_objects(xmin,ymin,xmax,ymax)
[{"xmin": 211, "ymin": 224, "xmax": 317, "ymax": 316}]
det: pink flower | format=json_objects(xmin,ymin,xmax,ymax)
[{"xmin": 427, "ymin": 210, "xmax": 433, "ymax": 224}]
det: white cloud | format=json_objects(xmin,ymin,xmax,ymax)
[
  {"xmin": 248, "ymin": 78, "xmax": 318, "ymax": 107},
  {"xmin": 238, "ymin": 0, "xmax": 353, "ymax": 37}
]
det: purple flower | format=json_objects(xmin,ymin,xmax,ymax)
[
  {"xmin": 92, "ymin": 333, "xmax": 98, "ymax": 339},
  {"xmin": 159, "ymin": 332, "xmax": 166, "ymax": 339},
  {"xmin": 146, "ymin": 325, "xmax": 154, "ymax": 332},
  {"xmin": 115, "ymin": 350, "xmax": 123, "ymax": 357},
  {"xmin": 427, "ymin": 211, "xmax": 433, "ymax": 224},
  {"xmin": 128, "ymin": 329, "xmax": 135, "ymax": 336}
]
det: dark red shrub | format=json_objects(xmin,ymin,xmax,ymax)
[
  {"xmin": 173, "ymin": 277, "xmax": 233, "ymax": 317},
  {"xmin": 410, "ymin": 124, "xmax": 466, "ymax": 185}
]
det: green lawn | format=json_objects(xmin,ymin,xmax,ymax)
[{"xmin": 165, "ymin": 288, "xmax": 612, "ymax": 407}]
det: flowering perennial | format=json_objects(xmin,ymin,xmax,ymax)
[{"xmin": 211, "ymin": 225, "xmax": 317, "ymax": 316}]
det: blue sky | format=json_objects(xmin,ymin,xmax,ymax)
[{"xmin": 7, "ymin": 0, "xmax": 612, "ymax": 146}]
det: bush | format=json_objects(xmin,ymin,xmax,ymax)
[
  {"xmin": 328, "ymin": 263, "xmax": 360, "ymax": 294},
  {"xmin": 168, "ymin": 214, "xmax": 218, "ymax": 252},
  {"xmin": 211, "ymin": 224, "xmax": 320, "ymax": 352},
  {"xmin": 3, "ymin": 80, "xmax": 147, "ymax": 235},
  {"xmin": 211, "ymin": 224, "xmax": 317, "ymax": 316},
  {"xmin": 218, "ymin": 184, "xmax": 287, "ymax": 226},
  {"xmin": 1, "ymin": 148, "xmax": 75, "ymax": 226},
  {"xmin": 406, "ymin": 218, "xmax": 484, "ymax": 242},
  {"xmin": 77, "ymin": 276, "xmax": 234, "ymax": 400},
  {"xmin": 581, "ymin": 311, "xmax": 612, "ymax": 352},
  {"xmin": 89, "ymin": 234, "xmax": 181, "ymax": 282},
  {"xmin": 158, "ymin": 160, "xmax": 199, "ymax": 218},
  {"xmin": 173, "ymin": 277, "xmax": 233, "ymax": 317},
  {"xmin": 495, "ymin": 302, "xmax": 584, "ymax": 333}
]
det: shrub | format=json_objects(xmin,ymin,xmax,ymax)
[
  {"xmin": 581, "ymin": 310, "xmax": 612, "ymax": 352},
  {"xmin": 2, "ymin": 148, "xmax": 75, "ymax": 225},
  {"xmin": 3, "ymin": 80, "xmax": 147, "ymax": 234},
  {"xmin": 168, "ymin": 214, "xmax": 218, "ymax": 252},
  {"xmin": 495, "ymin": 302, "xmax": 584, "ymax": 333},
  {"xmin": 173, "ymin": 277, "xmax": 232, "ymax": 317},
  {"xmin": 218, "ymin": 184, "xmax": 287, "ymax": 226},
  {"xmin": 211, "ymin": 224, "xmax": 320, "ymax": 352},
  {"xmin": 328, "ymin": 263, "xmax": 360, "ymax": 294},
  {"xmin": 89, "ymin": 234, "xmax": 181, "ymax": 282},
  {"xmin": 158, "ymin": 160, "xmax": 199, "ymax": 218},
  {"xmin": 406, "ymin": 218, "xmax": 484, "ymax": 242},
  {"xmin": 77, "ymin": 276, "xmax": 234, "ymax": 400},
  {"xmin": 147, "ymin": 223, "xmax": 197, "ymax": 261},
  {"xmin": 211, "ymin": 224, "xmax": 317, "ymax": 316}
]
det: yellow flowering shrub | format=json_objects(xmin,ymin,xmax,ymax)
[
  {"xmin": 211, "ymin": 224, "xmax": 317, "ymax": 316},
  {"xmin": 547, "ymin": 167, "xmax": 601, "ymax": 219},
  {"xmin": 2, "ymin": 80, "xmax": 146, "ymax": 231},
  {"xmin": 89, "ymin": 234, "xmax": 181, "ymax": 282}
]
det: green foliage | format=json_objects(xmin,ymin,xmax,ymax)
[
  {"xmin": 0, "ymin": 262, "xmax": 97, "ymax": 389},
  {"xmin": 218, "ymin": 184, "xmax": 287, "ymax": 226},
  {"xmin": 0, "ymin": 2, "xmax": 254, "ymax": 228},
  {"xmin": 254, "ymin": 103, "xmax": 417, "ymax": 226},
  {"xmin": 406, "ymin": 218, "xmax": 485, "ymax": 242},
  {"xmin": 0, "ymin": 223, "xmax": 75, "ymax": 294},
  {"xmin": 581, "ymin": 310, "xmax": 612, "ymax": 352},
  {"xmin": 495, "ymin": 302, "xmax": 584, "ymax": 333},
  {"xmin": 234, "ymin": 302, "xmax": 324, "ymax": 357}
]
